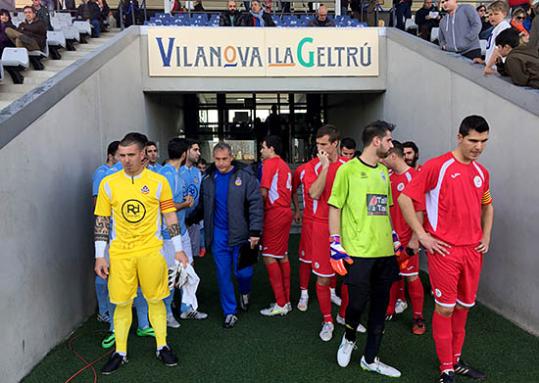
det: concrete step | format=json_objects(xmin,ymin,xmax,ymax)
[
  {"xmin": 0, "ymin": 92, "xmax": 21, "ymax": 101},
  {"xmin": 0, "ymin": 83, "xmax": 36, "ymax": 94},
  {"xmin": 0, "ymin": 100, "xmax": 12, "ymax": 110}
]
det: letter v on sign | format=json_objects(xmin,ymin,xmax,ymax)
[{"xmin": 156, "ymin": 37, "xmax": 175, "ymax": 67}]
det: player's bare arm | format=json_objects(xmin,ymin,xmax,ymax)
[
  {"xmin": 476, "ymin": 204, "xmax": 494, "ymax": 254},
  {"xmin": 309, "ymin": 152, "xmax": 330, "ymax": 199},
  {"xmin": 398, "ymin": 194, "xmax": 450, "ymax": 255},
  {"xmin": 164, "ymin": 212, "xmax": 188, "ymax": 266},
  {"xmin": 328, "ymin": 205, "xmax": 341, "ymax": 236},
  {"xmin": 407, "ymin": 212, "xmax": 424, "ymax": 252},
  {"xmin": 94, "ymin": 216, "xmax": 110, "ymax": 279},
  {"xmin": 292, "ymin": 192, "xmax": 301, "ymax": 223}
]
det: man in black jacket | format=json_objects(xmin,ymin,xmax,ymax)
[
  {"xmin": 193, "ymin": 142, "xmax": 263, "ymax": 328},
  {"xmin": 220, "ymin": 0, "xmax": 243, "ymax": 26},
  {"xmin": 5, "ymin": 6, "xmax": 47, "ymax": 51}
]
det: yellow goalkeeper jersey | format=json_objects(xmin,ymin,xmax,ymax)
[{"xmin": 95, "ymin": 168, "xmax": 176, "ymax": 257}]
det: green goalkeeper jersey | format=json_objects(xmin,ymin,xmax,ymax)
[{"xmin": 328, "ymin": 158, "xmax": 394, "ymax": 258}]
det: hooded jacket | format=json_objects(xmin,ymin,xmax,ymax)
[
  {"xmin": 191, "ymin": 161, "xmax": 263, "ymax": 248},
  {"xmin": 439, "ymin": 4, "xmax": 481, "ymax": 54}
]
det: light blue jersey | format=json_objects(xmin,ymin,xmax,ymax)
[
  {"xmin": 179, "ymin": 165, "xmax": 202, "ymax": 218},
  {"xmin": 105, "ymin": 161, "xmax": 123, "ymax": 176},
  {"xmin": 148, "ymin": 163, "xmax": 163, "ymax": 173},
  {"xmin": 92, "ymin": 164, "xmax": 111, "ymax": 197},
  {"xmin": 159, "ymin": 163, "xmax": 187, "ymax": 238}
]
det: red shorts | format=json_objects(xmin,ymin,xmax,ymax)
[
  {"xmin": 261, "ymin": 207, "xmax": 293, "ymax": 259},
  {"xmin": 427, "ymin": 246, "xmax": 483, "ymax": 308},
  {"xmin": 398, "ymin": 253, "xmax": 420, "ymax": 277},
  {"xmin": 311, "ymin": 220, "xmax": 335, "ymax": 278},
  {"xmin": 299, "ymin": 218, "xmax": 313, "ymax": 264}
]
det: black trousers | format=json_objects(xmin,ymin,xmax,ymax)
[{"xmin": 344, "ymin": 256, "xmax": 399, "ymax": 363}]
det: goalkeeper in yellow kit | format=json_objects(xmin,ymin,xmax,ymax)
[{"xmin": 94, "ymin": 133, "xmax": 188, "ymax": 375}]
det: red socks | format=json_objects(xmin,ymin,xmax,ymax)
[
  {"xmin": 299, "ymin": 262, "xmax": 311, "ymax": 291},
  {"xmin": 452, "ymin": 307, "xmax": 469, "ymax": 365},
  {"xmin": 316, "ymin": 283, "xmax": 333, "ymax": 323},
  {"xmin": 433, "ymin": 311, "xmax": 454, "ymax": 372},
  {"xmin": 265, "ymin": 261, "xmax": 286, "ymax": 307},
  {"xmin": 386, "ymin": 281, "xmax": 399, "ymax": 315},
  {"xmin": 279, "ymin": 260, "xmax": 291, "ymax": 303},
  {"xmin": 338, "ymin": 283, "xmax": 348, "ymax": 318},
  {"xmin": 398, "ymin": 278, "xmax": 406, "ymax": 301},
  {"xmin": 408, "ymin": 277, "xmax": 425, "ymax": 318}
]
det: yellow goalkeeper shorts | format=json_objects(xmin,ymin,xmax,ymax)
[{"xmin": 108, "ymin": 249, "xmax": 169, "ymax": 304}]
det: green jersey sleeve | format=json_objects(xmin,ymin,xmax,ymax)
[{"xmin": 328, "ymin": 165, "xmax": 348, "ymax": 209}]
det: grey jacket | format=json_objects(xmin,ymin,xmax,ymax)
[
  {"xmin": 439, "ymin": 4, "xmax": 481, "ymax": 54},
  {"xmin": 192, "ymin": 161, "xmax": 263, "ymax": 248}
]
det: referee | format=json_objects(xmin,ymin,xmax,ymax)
[{"xmin": 329, "ymin": 121, "xmax": 401, "ymax": 377}]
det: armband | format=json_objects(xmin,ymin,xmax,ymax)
[
  {"xmin": 171, "ymin": 235, "xmax": 183, "ymax": 253},
  {"xmin": 95, "ymin": 240, "xmax": 107, "ymax": 259}
]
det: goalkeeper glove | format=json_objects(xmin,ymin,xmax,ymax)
[
  {"xmin": 392, "ymin": 230, "xmax": 405, "ymax": 257},
  {"xmin": 329, "ymin": 234, "xmax": 353, "ymax": 276}
]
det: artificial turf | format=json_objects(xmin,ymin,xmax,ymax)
[{"xmin": 24, "ymin": 235, "xmax": 539, "ymax": 383}]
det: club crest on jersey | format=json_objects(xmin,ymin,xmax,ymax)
[
  {"xmin": 235, "ymin": 177, "xmax": 242, "ymax": 186},
  {"xmin": 435, "ymin": 289, "xmax": 442, "ymax": 298},
  {"xmin": 194, "ymin": 177, "xmax": 199, "ymax": 184},
  {"xmin": 380, "ymin": 172, "xmax": 386, "ymax": 182},
  {"xmin": 141, "ymin": 185, "xmax": 150, "ymax": 194},
  {"xmin": 473, "ymin": 176, "xmax": 483, "ymax": 188},
  {"xmin": 397, "ymin": 182, "xmax": 405, "ymax": 192}
]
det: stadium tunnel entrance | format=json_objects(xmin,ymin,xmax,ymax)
[{"xmin": 144, "ymin": 91, "xmax": 381, "ymax": 164}]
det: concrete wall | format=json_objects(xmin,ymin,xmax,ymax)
[
  {"xmin": 383, "ymin": 30, "xmax": 539, "ymax": 335},
  {"xmin": 0, "ymin": 30, "xmax": 165, "ymax": 383}
]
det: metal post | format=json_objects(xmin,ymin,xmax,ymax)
[{"xmin": 335, "ymin": 0, "xmax": 341, "ymax": 16}]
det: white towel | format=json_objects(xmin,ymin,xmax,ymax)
[{"xmin": 177, "ymin": 264, "xmax": 200, "ymax": 311}]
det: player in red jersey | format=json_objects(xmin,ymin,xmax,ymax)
[
  {"xmin": 304, "ymin": 125, "xmax": 349, "ymax": 341},
  {"xmin": 292, "ymin": 160, "xmax": 314, "ymax": 312},
  {"xmin": 381, "ymin": 141, "xmax": 426, "ymax": 335},
  {"xmin": 259, "ymin": 136, "xmax": 294, "ymax": 317},
  {"xmin": 399, "ymin": 116, "xmax": 493, "ymax": 383}
]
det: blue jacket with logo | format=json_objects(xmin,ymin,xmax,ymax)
[{"xmin": 192, "ymin": 161, "xmax": 263, "ymax": 247}]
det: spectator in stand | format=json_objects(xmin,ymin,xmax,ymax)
[
  {"xmin": 415, "ymin": 0, "xmax": 441, "ymax": 41},
  {"xmin": 438, "ymin": 0, "xmax": 482, "ymax": 60},
  {"xmin": 394, "ymin": 0, "xmax": 412, "ymax": 31},
  {"xmin": 482, "ymin": 1, "xmax": 511, "ymax": 71},
  {"xmin": 308, "ymin": 5, "xmax": 336, "ymax": 27},
  {"xmin": 78, "ymin": 0, "xmax": 102, "ymax": 37},
  {"xmin": 171, "ymin": 0, "xmax": 186, "ymax": 12},
  {"xmin": 119, "ymin": 0, "xmax": 140, "ymax": 27},
  {"xmin": 220, "ymin": 0, "xmax": 243, "ymax": 26},
  {"xmin": 491, "ymin": 28, "xmax": 539, "ymax": 88},
  {"xmin": 242, "ymin": 0, "xmax": 275, "ymax": 27},
  {"xmin": 97, "ymin": 0, "xmax": 111, "ymax": 32},
  {"xmin": 32, "ymin": 0, "xmax": 52, "ymax": 30},
  {"xmin": 0, "ymin": 9, "xmax": 15, "ymax": 55},
  {"xmin": 194, "ymin": 0, "xmax": 205, "ymax": 11},
  {"xmin": 512, "ymin": 8, "xmax": 530, "ymax": 41},
  {"xmin": 477, "ymin": 4, "xmax": 493, "ymax": 39},
  {"xmin": 5, "ymin": 6, "xmax": 47, "ymax": 52}
]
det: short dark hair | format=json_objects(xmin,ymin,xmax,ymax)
[
  {"xmin": 458, "ymin": 115, "xmax": 490, "ymax": 137},
  {"xmin": 390, "ymin": 140, "xmax": 404, "ymax": 157},
  {"xmin": 361, "ymin": 120, "xmax": 394, "ymax": 146},
  {"xmin": 340, "ymin": 137, "xmax": 356, "ymax": 150},
  {"xmin": 213, "ymin": 142, "xmax": 233, "ymax": 156},
  {"xmin": 120, "ymin": 132, "xmax": 148, "ymax": 150},
  {"xmin": 316, "ymin": 124, "xmax": 340, "ymax": 143},
  {"xmin": 495, "ymin": 28, "xmax": 520, "ymax": 49},
  {"xmin": 402, "ymin": 141, "xmax": 419, "ymax": 154},
  {"xmin": 264, "ymin": 135, "xmax": 283, "ymax": 156},
  {"xmin": 146, "ymin": 141, "xmax": 157, "ymax": 149},
  {"xmin": 168, "ymin": 138, "xmax": 190, "ymax": 160},
  {"xmin": 23, "ymin": 6, "xmax": 35, "ymax": 13},
  {"xmin": 187, "ymin": 139, "xmax": 200, "ymax": 149},
  {"xmin": 198, "ymin": 158, "xmax": 207, "ymax": 166},
  {"xmin": 107, "ymin": 140, "xmax": 120, "ymax": 157}
]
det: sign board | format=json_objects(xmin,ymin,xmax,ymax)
[{"xmin": 147, "ymin": 27, "xmax": 379, "ymax": 77}]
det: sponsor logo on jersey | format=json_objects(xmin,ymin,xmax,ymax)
[
  {"xmin": 235, "ymin": 177, "xmax": 242, "ymax": 186},
  {"xmin": 121, "ymin": 199, "xmax": 147, "ymax": 223},
  {"xmin": 367, "ymin": 193, "xmax": 388, "ymax": 216},
  {"xmin": 397, "ymin": 182, "xmax": 405, "ymax": 192},
  {"xmin": 360, "ymin": 171, "xmax": 368, "ymax": 179},
  {"xmin": 473, "ymin": 175, "xmax": 483, "ymax": 188},
  {"xmin": 141, "ymin": 185, "xmax": 150, "ymax": 194}
]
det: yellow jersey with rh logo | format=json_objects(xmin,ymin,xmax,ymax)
[{"xmin": 94, "ymin": 168, "xmax": 176, "ymax": 257}]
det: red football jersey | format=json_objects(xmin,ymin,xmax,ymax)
[
  {"xmin": 389, "ymin": 167, "xmax": 416, "ymax": 245},
  {"xmin": 260, "ymin": 156, "xmax": 292, "ymax": 210},
  {"xmin": 303, "ymin": 156, "xmax": 348, "ymax": 223},
  {"xmin": 402, "ymin": 152, "xmax": 492, "ymax": 246}
]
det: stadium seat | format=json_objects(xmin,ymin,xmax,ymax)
[
  {"xmin": 405, "ymin": 17, "xmax": 418, "ymax": 34},
  {"xmin": 1, "ymin": 47, "xmax": 29, "ymax": 84},
  {"xmin": 47, "ymin": 31, "xmax": 66, "ymax": 60},
  {"xmin": 480, "ymin": 39, "xmax": 487, "ymax": 56},
  {"xmin": 430, "ymin": 27, "xmax": 439, "ymax": 43},
  {"xmin": 73, "ymin": 20, "xmax": 91, "ymax": 43}
]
